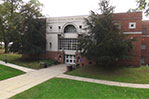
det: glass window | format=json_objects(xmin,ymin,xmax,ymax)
[
  {"xmin": 129, "ymin": 22, "xmax": 136, "ymax": 29},
  {"xmin": 64, "ymin": 25, "xmax": 77, "ymax": 33},
  {"xmin": 142, "ymin": 28, "xmax": 146, "ymax": 34},
  {"xmin": 140, "ymin": 58, "xmax": 145, "ymax": 65},
  {"xmin": 114, "ymin": 23, "xmax": 121, "ymax": 29},
  {"xmin": 79, "ymin": 25, "xmax": 82, "ymax": 29},
  {"xmin": 141, "ymin": 44, "xmax": 146, "ymax": 50},
  {"xmin": 49, "ymin": 42, "xmax": 52, "ymax": 49},
  {"xmin": 58, "ymin": 38, "xmax": 79, "ymax": 50}
]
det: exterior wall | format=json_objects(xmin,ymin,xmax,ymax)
[
  {"xmin": 46, "ymin": 34, "xmax": 58, "ymax": 51},
  {"xmin": 141, "ymin": 21, "xmax": 149, "ymax": 65},
  {"xmin": 112, "ymin": 12, "xmax": 142, "ymax": 66},
  {"xmin": 43, "ymin": 12, "xmax": 148, "ymax": 66}
]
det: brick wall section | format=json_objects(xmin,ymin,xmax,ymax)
[
  {"xmin": 141, "ymin": 21, "xmax": 149, "ymax": 65},
  {"xmin": 44, "ymin": 51, "xmax": 65, "ymax": 63},
  {"xmin": 142, "ymin": 21, "xmax": 149, "ymax": 35},
  {"xmin": 124, "ymin": 34, "xmax": 142, "ymax": 66}
]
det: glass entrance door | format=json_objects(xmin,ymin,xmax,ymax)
[{"xmin": 65, "ymin": 55, "xmax": 75, "ymax": 64}]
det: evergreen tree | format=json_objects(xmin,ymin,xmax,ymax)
[
  {"xmin": 79, "ymin": 0, "xmax": 134, "ymax": 68},
  {"xmin": 20, "ymin": 1, "xmax": 46, "ymax": 56}
]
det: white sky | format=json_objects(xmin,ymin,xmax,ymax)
[{"xmin": 38, "ymin": 0, "xmax": 149, "ymax": 19}]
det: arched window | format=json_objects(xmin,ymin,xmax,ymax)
[{"xmin": 64, "ymin": 25, "xmax": 77, "ymax": 33}]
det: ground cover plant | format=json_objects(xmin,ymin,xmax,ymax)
[
  {"xmin": 66, "ymin": 65, "xmax": 149, "ymax": 84},
  {"xmin": 11, "ymin": 78, "xmax": 149, "ymax": 99},
  {"xmin": 0, "ymin": 64, "xmax": 24, "ymax": 81},
  {"xmin": 0, "ymin": 49, "xmax": 55, "ymax": 69}
]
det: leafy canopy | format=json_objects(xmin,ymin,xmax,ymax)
[
  {"xmin": 10, "ymin": 0, "xmax": 46, "ymax": 55},
  {"xmin": 79, "ymin": 0, "xmax": 134, "ymax": 68}
]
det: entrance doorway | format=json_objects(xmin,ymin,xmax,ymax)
[{"xmin": 65, "ymin": 55, "xmax": 75, "ymax": 64}]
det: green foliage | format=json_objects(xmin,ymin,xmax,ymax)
[
  {"xmin": 21, "ymin": 19, "xmax": 46, "ymax": 55},
  {"xmin": 0, "ymin": 0, "xmax": 23, "ymax": 53},
  {"xmin": 66, "ymin": 65, "xmax": 149, "ymax": 84},
  {"xmin": 0, "ymin": 64, "xmax": 24, "ymax": 81},
  {"xmin": 11, "ymin": 78, "xmax": 149, "ymax": 99},
  {"xmin": 0, "ymin": 0, "xmax": 46, "ymax": 55},
  {"xmin": 0, "ymin": 51, "xmax": 54, "ymax": 69},
  {"xmin": 9, "ymin": 0, "xmax": 46, "ymax": 55},
  {"xmin": 80, "ymin": 0, "xmax": 134, "ymax": 68},
  {"xmin": 137, "ymin": 0, "xmax": 149, "ymax": 15}
]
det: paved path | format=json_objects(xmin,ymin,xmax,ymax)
[
  {"xmin": 0, "ymin": 61, "xmax": 35, "ymax": 73},
  {"xmin": 57, "ymin": 74, "xmax": 149, "ymax": 89},
  {"xmin": 0, "ymin": 64, "xmax": 67, "ymax": 99},
  {"xmin": 0, "ymin": 61, "xmax": 149, "ymax": 99}
]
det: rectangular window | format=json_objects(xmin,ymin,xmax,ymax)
[
  {"xmin": 114, "ymin": 23, "xmax": 121, "ymax": 29},
  {"xmin": 129, "ymin": 22, "xmax": 136, "ymax": 29},
  {"xmin": 140, "ymin": 58, "xmax": 145, "ymax": 65},
  {"xmin": 49, "ymin": 42, "xmax": 52, "ymax": 49},
  {"xmin": 58, "ymin": 38, "xmax": 79, "ymax": 50},
  {"xmin": 142, "ymin": 28, "xmax": 146, "ymax": 34},
  {"xmin": 141, "ymin": 44, "xmax": 146, "ymax": 50}
]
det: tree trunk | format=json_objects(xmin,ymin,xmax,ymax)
[{"xmin": 4, "ymin": 42, "xmax": 8, "ymax": 53}]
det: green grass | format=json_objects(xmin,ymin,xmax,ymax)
[
  {"xmin": 0, "ymin": 49, "xmax": 55, "ymax": 69},
  {"xmin": 11, "ymin": 78, "xmax": 149, "ymax": 99},
  {"xmin": 66, "ymin": 65, "xmax": 149, "ymax": 84},
  {"xmin": 0, "ymin": 64, "xmax": 24, "ymax": 81}
]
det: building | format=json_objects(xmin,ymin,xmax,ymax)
[{"xmin": 44, "ymin": 12, "xmax": 149, "ymax": 66}]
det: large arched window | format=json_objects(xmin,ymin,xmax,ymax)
[{"xmin": 64, "ymin": 25, "xmax": 77, "ymax": 33}]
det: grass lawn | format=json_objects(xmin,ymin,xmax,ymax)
[
  {"xmin": 0, "ymin": 49, "xmax": 55, "ymax": 69},
  {"xmin": 66, "ymin": 65, "xmax": 149, "ymax": 84},
  {"xmin": 0, "ymin": 64, "xmax": 24, "ymax": 81},
  {"xmin": 11, "ymin": 78, "xmax": 149, "ymax": 99}
]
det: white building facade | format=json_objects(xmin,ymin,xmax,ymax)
[{"xmin": 46, "ymin": 15, "xmax": 88, "ymax": 65}]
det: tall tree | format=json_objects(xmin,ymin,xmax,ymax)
[
  {"xmin": 0, "ymin": 0, "xmax": 23, "ymax": 53},
  {"xmin": 79, "ymin": 0, "xmax": 134, "ymax": 68},
  {"xmin": 20, "ymin": 1, "xmax": 46, "ymax": 56}
]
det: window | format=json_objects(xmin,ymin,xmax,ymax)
[
  {"xmin": 141, "ymin": 44, "xmax": 146, "ymax": 50},
  {"xmin": 64, "ymin": 25, "xmax": 77, "ymax": 33},
  {"xmin": 142, "ymin": 28, "xmax": 146, "ymax": 34},
  {"xmin": 58, "ymin": 26, "xmax": 61, "ymax": 29},
  {"xmin": 50, "ymin": 26, "xmax": 52, "ymax": 29},
  {"xmin": 49, "ymin": 42, "xmax": 52, "ymax": 49},
  {"xmin": 79, "ymin": 25, "xmax": 82, "ymax": 29},
  {"xmin": 114, "ymin": 23, "xmax": 121, "ymax": 29},
  {"xmin": 129, "ymin": 22, "xmax": 136, "ymax": 29},
  {"xmin": 58, "ymin": 38, "xmax": 79, "ymax": 50},
  {"xmin": 58, "ymin": 54, "xmax": 62, "ymax": 62},
  {"xmin": 140, "ymin": 58, "xmax": 145, "ymax": 65}
]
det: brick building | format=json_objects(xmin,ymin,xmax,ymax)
[{"xmin": 43, "ymin": 12, "xmax": 149, "ymax": 66}]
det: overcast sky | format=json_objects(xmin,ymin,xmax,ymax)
[{"xmin": 38, "ymin": 0, "xmax": 149, "ymax": 19}]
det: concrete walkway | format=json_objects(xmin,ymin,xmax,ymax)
[
  {"xmin": 0, "ymin": 61, "xmax": 149, "ymax": 99},
  {"xmin": 0, "ymin": 64, "xmax": 67, "ymax": 99},
  {"xmin": 57, "ymin": 74, "xmax": 149, "ymax": 89},
  {"xmin": 0, "ymin": 61, "xmax": 36, "ymax": 73}
]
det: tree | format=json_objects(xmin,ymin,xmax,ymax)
[
  {"xmin": 137, "ymin": 0, "xmax": 149, "ymax": 15},
  {"xmin": 79, "ymin": 0, "xmax": 134, "ymax": 68},
  {"xmin": 0, "ymin": 0, "xmax": 23, "ymax": 53},
  {"xmin": 9, "ymin": 0, "xmax": 46, "ymax": 56},
  {"xmin": 20, "ymin": 1, "xmax": 46, "ymax": 56}
]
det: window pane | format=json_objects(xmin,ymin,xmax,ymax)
[
  {"xmin": 58, "ymin": 38, "xmax": 79, "ymax": 50},
  {"xmin": 142, "ymin": 28, "xmax": 146, "ymax": 34}
]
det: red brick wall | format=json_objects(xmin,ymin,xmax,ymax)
[
  {"xmin": 45, "ymin": 51, "xmax": 65, "ymax": 63},
  {"xmin": 142, "ymin": 21, "xmax": 149, "ymax": 35},
  {"xmin": 113, "ymin": 12, "xmax": 142, "ymax": 32},
  {"xmin": 141, "ymin": 21, "xmax": 149, "ymax": 65}
]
